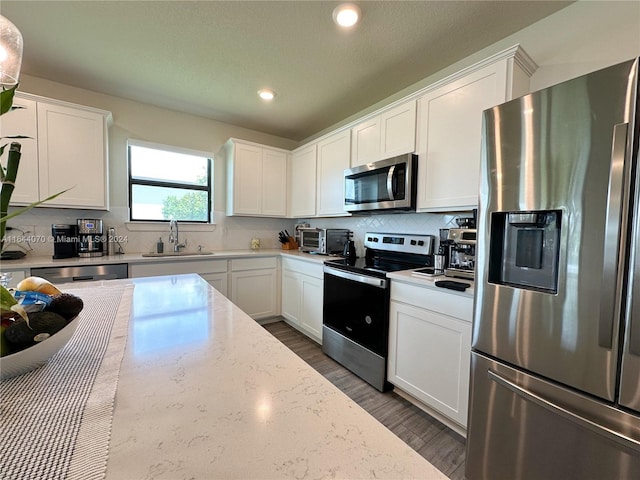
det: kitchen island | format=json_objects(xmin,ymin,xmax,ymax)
[{"xmin": 75, "ymin": 274, "xmax": 446, "ymax": 479}]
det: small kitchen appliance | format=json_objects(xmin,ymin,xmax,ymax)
[
  {"xmin": 52, "ymin": 224, "xmax": 78, "ymax": 259},
  {"xmin": 322, "ymin": 232, "xmax": 434, "ymax": 391},
  {"xmin": 443, "ymin": 227, "xmax": 476, "ymax": 280},
  {"xmin": 77, "ymin": 219, "xmax": 104, "ymax": 257},
  {"xmin": 299, "ymin": 228, "xmax": 350, "ymax": 255},
  {"xmin": 344, "ymin": 154, "xmax": 418, "ymax": 213}
]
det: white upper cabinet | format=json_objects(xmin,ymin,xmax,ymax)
[
  {"xmin": 350, "ymin": 100, "xmax": 416, "ymax": 167},
  {"xmin": 0, "ymin": 96, "xmax": 39, "ymax": 204},
  {"xmin": 2, "ymin": 92, "xmax": 111, "ymax": 209},
  {"xmin": 261, "ymin": 148, "xmax": 288, "ymax": 216},
  {"xmin": 37, "ymin": 101, "xmax": 110, "ymax": 209},
  {"xmin": 351, "ymin": 117, "xmax": 380, "ymax": 167},
  {"xmin": 316, "ymin": 129, "xmax": 351, "ymax": 217},
  {"xmin": 416, "ymin": 46, "xmax": 536, "ymax": 212},
  {"xmin": 289, "ymin": 143, "xmax": 317, "ymax": 217},
  {"xmin": 225, "ymin": 138, "xmax": 288, "ymax": 217}
]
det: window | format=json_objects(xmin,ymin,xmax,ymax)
[{"xmin": 128, "ymin": 140, "xmax": 212, "ymax": 222}]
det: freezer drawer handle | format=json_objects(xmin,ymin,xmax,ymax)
[{"xmin": 487, "ymin": 369, "xmax": 640, "ymax": 453}]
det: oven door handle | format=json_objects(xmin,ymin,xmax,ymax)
[{"xmin": 324, "ymin": 265, "xmax": 388, "ymax": 289}]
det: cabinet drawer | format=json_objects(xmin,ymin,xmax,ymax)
[
  {"xmin": 281, "ymin": 257, "xmax": 323, "ymax": 279},
  {"xmin": 390, "ymin": 281, "xmax": 473, "ymax": 322},
  {"xmin": 131, "ymin": 259, "xmax": 227, "ymax": 277},
  {"xmin": 230, "ymin": 256, "xmax": 277, "ymax": 271}
]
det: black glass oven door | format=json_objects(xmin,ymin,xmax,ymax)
[{"xmin": 322, "ymin": 267, "xmax": 389, "ymax": 356}]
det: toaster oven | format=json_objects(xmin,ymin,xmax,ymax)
[{"xmin": 299, "ymin": 228, "xmax": 350, "ymax": 255}]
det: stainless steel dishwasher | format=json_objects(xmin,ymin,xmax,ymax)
[{"xmin": 30, "ymin": 263, "xmax": 128, "ymax": 283}]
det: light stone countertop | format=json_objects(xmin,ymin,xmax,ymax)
[
  {"xmin": 0, "ymin": 249, "xmax": 333, "ymax": 270},
  {"xmin": 94, "ymin": 274, "xmax": 446, "ymax": 479},
  {"xmin": 387, "ymin": 269, "xmax": 475, "ymax": 298}
]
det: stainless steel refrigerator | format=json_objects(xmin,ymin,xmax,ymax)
[{"xmin": 466, "ymin": 58, "xmax": 640, "ymax": 479}]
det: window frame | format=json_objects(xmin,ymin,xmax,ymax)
[{"xmin": 127, "ymin": 139, "xmax": 213, "ymax": 223}]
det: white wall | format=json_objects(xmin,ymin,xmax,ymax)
[{"xmin": 4, "ymin": 0, "xmax": 639, "ymax": 258}]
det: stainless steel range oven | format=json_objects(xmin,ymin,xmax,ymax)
[{"xmin": 322, "ymin": 232, "xmax": 434, "ymax": 391}]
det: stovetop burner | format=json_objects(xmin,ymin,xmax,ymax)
[{"xmin": 325, "ymin": 232, "xmax": 435, "ymax": 278}]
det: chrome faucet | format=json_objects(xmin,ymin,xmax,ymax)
[{"xmin": 168, "ymin": 219, "xmax": 187, "ymax": 252}]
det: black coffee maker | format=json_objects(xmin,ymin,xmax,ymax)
[{"xmin": 52, "ymin": 224, "xmax": 78, "ymax": 259}]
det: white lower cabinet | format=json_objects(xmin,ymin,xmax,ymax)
[
  {"xmin": 229, "ymin": 257, "xmax": 279, "ymax": 320},
  {"xmin": 129, "ymin": 259, "xmax": 228, "ymax": 297},
  {"xmin": 281, "ymin": 257, "xmax": 323, "ymax": 343},
  {"xmin": 388, "ymin": 281, "xmax": 472, "ymax": 435}
]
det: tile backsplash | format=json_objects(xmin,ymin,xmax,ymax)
[{"xmin": 2, "ymin": 205, "xmax": 471, "ymax": 259}]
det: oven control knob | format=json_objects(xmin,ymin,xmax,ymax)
[
  {"xmin": 418, "ymin": 240, "xmax": 424, "ymax": 246},
  {"xmin": 365, "ymin": 315, "xmax": 372, "ymax": 325},
  {"xmin": 410, "ymin": 240, "xmax": 417, "ymax": 245}
]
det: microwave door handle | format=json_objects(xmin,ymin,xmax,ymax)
[
  {"xmin": 599, "ymin": 122, "xmax": 629, "ymax": 349},
  {"xmin": 386, "ymin": 165, "xmax": 396, "ymax": 200}
]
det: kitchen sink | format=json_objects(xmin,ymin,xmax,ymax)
[{"xmin": 141, "ymin": 251, "xmax": 215, "ymax": 257}]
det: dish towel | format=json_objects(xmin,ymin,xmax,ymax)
[{"xmin": 0, "ymin": 283, "xmax": 134, "ymax": 480}]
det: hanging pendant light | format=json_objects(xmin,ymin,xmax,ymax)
[{"xmin": 0, "ymin": 15, "xmax": 23, "ymax": 87}]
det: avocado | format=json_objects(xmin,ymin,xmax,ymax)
[
  {"xmin": 46, "ymin": 293, "xmax": 84, "ymax": 321},
  {"xmin": 4, "ymin": 311, "xmax": 68, "ymax": 348}
]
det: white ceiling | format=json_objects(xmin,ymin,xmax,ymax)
[{"xmin": 2, "ymin": 1, "xmax": 572, "ymax": 142}]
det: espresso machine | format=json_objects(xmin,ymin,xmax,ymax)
[
  {"xmin": 443, "ymin": 228, "xmax": 476, "ymax": 280},
  {"xmin": 77, "ymin": 219, "xmax": 105, "ymax": 257},
  {"xmin": 442, "ymin": 213, "xmax": 477, "ymax": 280}
]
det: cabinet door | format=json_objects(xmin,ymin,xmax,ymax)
[
  {"xmin": 261, "ymin": 148, "xmax": 287, "ymax": 217},
  {"xmin": 416, "ymin": 62, "xmax": 508, "ymax": 211},
  {"xmin": 1, "ymin": 96, "xmax": 39, "ymax": 204},
  {"xmin": 290, "ymin": 144, "xmax": 317, "ymax": 217},
  {"xmin": 230, "ymin": 269, "xmax": 277, "ymax": 320},
  {"xmin": 229, "ymin": 142, "xmax": 263, "ymax": 215},
  {"xmin": 388, "ymin": 300, "xmax": 471, "ymax": 428},
  {"xmin": 351, "ymin": 117, "xmax": 380, "ymax": 167},
  {"xmin": 281, "ymin": 269, "xmax": 301, "ymax": 323},
  {"xmin": 37, "ymin": 101, "xmax": 108, "ymax": 209},
  {"xmin": 200, "ymin": 272, "xmax": 228, "ymax": 297},
  {"xmin": 300, "ymin": 273, "xmax": 323, "ymax": 342},
  {"xmin": 316, "ymin": 130, "xmax": 350, "ymax": 217},
  {"xmin": 380, "ymin": 100, "xmax": 416, "ymax": 159}
]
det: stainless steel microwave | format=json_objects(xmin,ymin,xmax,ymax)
[
  {"xmin": 299, "ymin": 228, "xmax": 350, "ymax": 255},
  {"xmin": 344, "ymin": 154, "xmax": 418, "ymax": 213}
]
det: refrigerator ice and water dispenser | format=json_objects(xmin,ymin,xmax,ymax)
[{"xmin": 488, "ymin": 210, "xmax": 561, "ymax": 293}]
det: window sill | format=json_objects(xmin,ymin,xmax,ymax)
[{"xmin": 125, "ymin": 221, "xmax": 216, "ymax": 233}]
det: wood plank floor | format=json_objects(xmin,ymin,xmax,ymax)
[{"xmin": 263, "ymin": 319, "xmax": 467, "ymax": 480}]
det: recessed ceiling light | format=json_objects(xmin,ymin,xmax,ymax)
[
  {"xmin": 333, "ymin": 3, "xmax": 361, "ymax": 28},
  {"xmin": 258, "ymin": 89, "xmax": 276, "ymax": 101}
]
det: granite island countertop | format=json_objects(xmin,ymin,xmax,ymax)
[{"xmin": 78, "ymin": 274, "xmax": 447, "ymax": 479}]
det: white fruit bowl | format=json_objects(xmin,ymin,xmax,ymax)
[{"xmin": 1, "ymin": 317, "xmax": 79, "ymax": 380}]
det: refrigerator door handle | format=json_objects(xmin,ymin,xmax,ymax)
[
  {"xmin": 487, "ymin": 369, "xmax": 640, "ymax": 453},
  {"xmin": 599, "ymin": 122, "xmax": 629, "ymax": 349}
]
